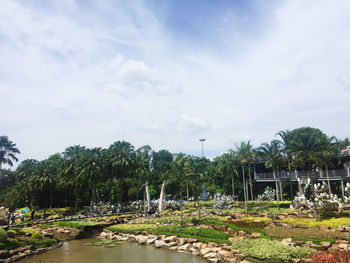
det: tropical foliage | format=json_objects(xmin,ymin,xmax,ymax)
[{"xmin": 0, "ymin": 126, "xmax": 349, "ymax": 210}]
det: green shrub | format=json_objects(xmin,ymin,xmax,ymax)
[
  {"xmin": 31, "ymin": 232, "xmax": 42, "ymax": 239},
  {"xmin": 282, "ymin": 217, "xmax": 350, "ymax": 229},
  {"xmin": 7, "ymin": 230, "xmax": 16, "ymax": 238},
  {"xmin": 0, "ymin": 242, "xmax": 6, "ymax": 249},
  {"xmin": 266, "ymin": 226, "xmax": 344, "ymax": 240},
  {"xmin": 232, "ymin": 239, "xmax": 315, "ymax": 263},
  {"xmin": 0, "ymin": 228, "xmax": 7, "ymax": 242}
]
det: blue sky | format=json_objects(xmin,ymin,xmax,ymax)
[{"xmin": 1, "ymin": 0, "xmax": 350, "ymax": 164}]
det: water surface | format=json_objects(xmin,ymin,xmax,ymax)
[{"xmin": 18, "ymin": 238, "xmax": 206, "ymax": 263}]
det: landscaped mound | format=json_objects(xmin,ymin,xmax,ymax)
[{"xmin": 232, "ymin": 239, "xmax": 315, "ymax": 263}]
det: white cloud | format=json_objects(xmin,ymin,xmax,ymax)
[{"xmin": 1, "ymin": 0, "xmax": 350, "ymax": 164}]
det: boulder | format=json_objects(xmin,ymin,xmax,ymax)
[
  {"xmin": 167, "ymin": 242, "xmax": 177, "ymax": 247},
  {"xmin": 164, "ymin": 236, "xmax": 177, "ymax": 243},
  {"xmin": 176, "ymin": 237, "xmax": 187, "ymax": 245},
  {"xmin": 208, "ymin": 242, "xmax": 218, "ymax": 248},
  {"xmin": 0, "ymin": 250, "xmax": 10, "ymax": 259},
  {"xmin": 249, "ymin": 232, "xmax": 261, "ymax": 239},
  {"xmin": 187, "ymin": 238, "xmax": 197, "ymax": 243},
  {"xmin": 200, "ymin": 247, "xmax": 212, "ymax": 256},
  {"xmin": 320, "ymin": 241, "xmax": 331, "ymax": 249},
  {"xmin": 203, "ymin": 252, "xmax": 218, "ymax": 259},
  {"xmin": 154, "ymin": 240, "xmax": 166, "ymax": 248},
  {"xmin": 147, "ymin": 237, "xmax": 157, "ymax": 245},
  {"xmin": 137, "ymin": 236, "xmax": 148, "ymax": 245},
  {"xmin": 178, "ymin": 244, "xmax": 191, "ymax": 251}
]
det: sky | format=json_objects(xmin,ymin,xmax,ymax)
[{"xmin": 1, "ymin": 0, "xmax": 350, "ymax": 165}]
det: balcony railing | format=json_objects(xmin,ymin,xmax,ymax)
[{"xmin": 254, "ymin": 169, "xmax": 350, "ymax": 180}]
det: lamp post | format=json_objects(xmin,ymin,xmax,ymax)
[{"xmin": 199, "ymin": 139, "xmax": 206, "ymax": 157}]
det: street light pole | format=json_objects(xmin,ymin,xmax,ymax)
[{"xmin": 199, "ymin": 139, "xmax": 206, "ymax": 157}]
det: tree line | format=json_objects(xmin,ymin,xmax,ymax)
[{"xmin": 0, "ymin": 127, "xmax": 349, "ymax": 210}]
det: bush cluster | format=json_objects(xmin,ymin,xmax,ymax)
[
  {"xmin": 266, "ymin": 226, "xmax": 344, "ymax": 240},
  {"xmin": 7, "ymin": 230, "xmax": 16, "ymax": 238},
  {"xmin": 232, "ymin": 239, "xmax": 315, "ymax": 263},
  {"xmin": 31, "ymin": 232, "xmax": 42, "ymax": 239},
  {"xmin": 0, "ymin": 228, "xmax": 7, "ymax": 242},
  {"xmin": 312, "ymin": 249, "xmax": 350, "ymax": 263}
]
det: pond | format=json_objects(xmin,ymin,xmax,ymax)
[{"xmin": 18, "ymin": 238, "xmax": 207, "ymax": 263}]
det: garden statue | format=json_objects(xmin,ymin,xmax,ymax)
[{"xmin": 201, "ymin": 185, "xmax": 210, "ymax": 201}]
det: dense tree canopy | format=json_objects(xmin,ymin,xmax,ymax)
[{"xmin": 0, "ymin": 127, "xmax": 349, "ymax": 210}]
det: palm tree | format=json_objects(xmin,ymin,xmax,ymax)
[
  {"xmin": 258, "ymin": 140, "xmax": 284, "ymax": 209},
  {"xmin": 0, "ymin": 136, "xmax": 20, "ymax": 174},
  {"xmin": 276, "ymin": 130, "xmax": 294, "ymax": 198},
  {"xmin": 169, "ymin": 153, "xmax": 190, "ymax": 228},
  {"xmin": 61, "ymin": 145, "xmax": 87, "ymax": 210},
  {"xmin": 236, "ymin": 141, "xmax": 254, "ymax": 200},
  {"xmin": 135, "ymin": 145, "xmax": 152, "ymax": 212},
  {"xmin": 217, "ymin": 151, "xmax": 238, "ymax": 198},
  {"xmin": 315, "ymin": 136, "xmax": 339, "ymax": 195},
  {"xmin": 108, "ymin": 141, "xmax": 136, "ymax": 203}
]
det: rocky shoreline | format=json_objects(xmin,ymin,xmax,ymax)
[
  {"xmin": 0, "ymin": 241, "xmax": 62, "ymax": 263},
  {"xmin": 98, "ymin": 230, "xmax": 248, "ymax": 263}
]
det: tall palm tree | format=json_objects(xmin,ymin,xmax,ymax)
[
  {"xmin": 276, "ymin": 130, "xmax": 294, "ymax": 198},
  {"xmin": 108, "ymin": 141, "xmax": 136, "ymax": 203},
  {"xmin": 315, "ymin": 136, "xmax": 339, "ymax": 195},
  {"xmin": 0, "ymin": 136, "xmax": 20, "ymax": 173},
  {"xmin": 135, "ymin": 145, "xmax": 152, "ymax": 212},
  {"xmin": 236, "ymin": 141, "xmax": 254, "ymax": 201},
  {"xmin": 217, "ymin": 151, "xmax": 238, "ymax": 198},
  {"xmin": 258, "ymin": 140, "xmax": 284, "ymax": 209},
  {"xmin": 169, "ymin": 153, "xmax": 191, "ymax": 228},
  {"xmin": 61, "ymin": 145, "xmax": 87, "ymax": 210}
]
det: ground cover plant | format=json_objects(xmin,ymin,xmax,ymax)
[
  {"xmin": 312, "ymin": 249, "xmax": 350, "ymax": 263},
  {"xmin": 266, "ymin": 226, "xmax": 344, "ymax": 240},
  {"xmin": 282, "ymin": 217, "xmax": 350, "ymax": 229},
  {"xmin": 232, "ymin": 239, "xmax": 315, "ymax": 263},
  {"xmin": 106, "ymin": 222, "xmax": 231, "ymax": 243}
]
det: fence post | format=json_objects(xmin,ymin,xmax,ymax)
[
  {"xmin": 347, "ymin": 167, "xmax": 350, "ymax": 177},
  {"xmin": 341, "ymin": 180, "xmax": 345, "ymax": 201}
]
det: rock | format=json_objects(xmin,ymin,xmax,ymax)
[
  {"xmin": 224, "ymin": 257, "xmax": 238, "ymax": 263},
  {"xmin": 320, "ymin": 241, "xmax": 331, "ymax": 249},
  {"xmin": 200, "ymin": 247, "xmax": 212, "ymax": 256},
  {"xmin": 169, "ymin": 246, "xmax": 178, "ymax": 250},
  {"xmin": 0, "ymin": 250, "xmax": 10, "ymax": 259},
  {"xmin": 221, "ymin": 245, "xmax": 232, "ymax": 251},
  {"xmin": 167, "ymin": 242, "xmax": 177, "ymax": 247},
  {"xmin": 64, "ymin": 230, "xmax": 70, "ymax": 234},
  {"xmin": 147, "ymin": 237, "xmax": 157, "ymax": 244},
  {"xmin": 187, "ymin": 238, "xmax": 197, "ymax": 243},
  {"xmin": 203, "ymin": 252, "xmax": 218, "ymax": 259},
  {"xmin": 228, "ymin": 237, "xmax": 236, "ymax": 243},
  {"xmin": 137, "ymin": 236, "xmax": 148, "ymax": 245},
  {"xmin": 231, "ymin": 249, "xmax": 240, "ymax": 255},
  {"xmin": 319, "ymin": 225, "xmax": 330, "ymax": 231},
  {"xmin": 250, "ymin": 232, "xmax": 260, "ymax": 239},
  {"xmin": 154, "ymin": 240, "xmax": 166, "ymax": 248},
  {"xmin": 208, "ymin": 242, "xmax": 218, "ymax": 248},
  {"xmin": 237, "ymin": 231, "xmax": 246, "ymax": 237},
  {"xmin": 310, "ymin": 244, "xmax": 323, "ymax": 251},
  {"xmin": 178, "ymin": 244, "xmax": 192, "ymax": 251},
  {"xmin": 218, "ymin": 250, "xmax": 233, "ymax": 258},
  {"xmin": 281, "ymin": 238, "xmax": 293, "ymax": 246},
  {"xmin": 208, "ymin": 258, "xmax": 219, "ymax": 263},
  {"xmin": 164, "ymin": 236, "xmax": 176, "ymax": 243},
  {"xmin": 338, "ymin": 243, "xmax": 350, "ymax": 250},
  {"xmin": 176, "ymin": 237, "xmax": 187, "ymax": 245}
]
